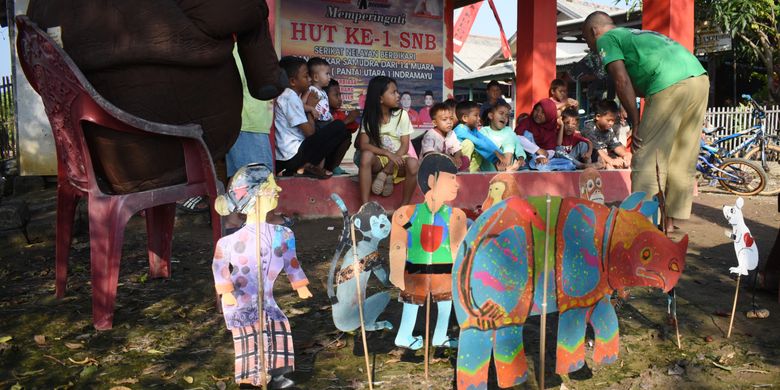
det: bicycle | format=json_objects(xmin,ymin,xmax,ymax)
[
  {"xmin": 703, "ymin": 94, "xmax": 780, "ymax": 195},
  {"xmin": 697, "ymin": 138, "xmax": 767, "ymax": 196}
]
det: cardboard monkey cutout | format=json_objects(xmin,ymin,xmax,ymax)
[
  {"xmin": 327, "ymin": 194, "xmax": 393, "ymax": 332},
  {"xmin": 579, "ymin": 167, "xmax": 605, "ymax": 204},
  {"xmin": 389, "ymin": 153, "xmax": 468, "ymax": 350},
  {"xmin": 482, "ymin": 173, "xmax": 521, "ymax": 211},
  {"xmin": 452, "ymin": 193, "xmax": 688, "ymax": 389},
  {"xmin": 211, "ymin": 164, "xmax": 312, "ymax": 389}
]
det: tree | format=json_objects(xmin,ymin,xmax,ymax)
[
  {"xmin": 620, "ymin": 0, "xmax": 780, "ymax": 103},
  {"xmin": 707, "ymin": 0, "xmax": 779, "ymax": 103}
]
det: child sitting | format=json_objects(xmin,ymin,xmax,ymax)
[
  {"xmin": 556, "ymin": 108, "xmax": 594, "ymax": 169},
  {"xmin": 479, "ymin": 102, "xmax": 525, "ymax": 171},
  {"xmin": 307, "ymin": 57, "xmax": 350, "ymax": 175},
  {"xmin": 582, "ymin": 100, "xmax": 632, "ymax": 169},
  {"xmin": 549, "ymin": 79, "xmax": 579, "ymax": 117},
  {"xmin": 515, "ymin": 98, "xmax": 576, "ymax": 171},
  {"xmin": 325, "ymin": 78, "xmax": 358, "ymax": 176},
  {"xmin": 421, "ymin": 102, "xmax": 466, "ymax": 170},
  {"xmin": 453, "ymin": 101, "xmax": 507, "ymax": 173},
  {"xmin": 274, "ymin": 56, "xmax": 328, "ymax": 179},
  {"xmin": 357, "ymin": 76, "xmax": 419, "ymax": 205}
]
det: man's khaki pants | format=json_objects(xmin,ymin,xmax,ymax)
[{"xmin": 631, "ymin": 75, "xmax": 709, "ymax": 220}]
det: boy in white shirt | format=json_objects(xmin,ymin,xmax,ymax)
[{"xmin": 274, "ymin": 56, "xmax": 348, "ymax": 179}]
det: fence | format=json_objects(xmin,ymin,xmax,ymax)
[
  {"xmin": 1, "ymin": 75, "xmax": 15, "ymax": 162},
  {"xmin": 704, "ymin": 105, "xmax": 780, "ymax": 151}
]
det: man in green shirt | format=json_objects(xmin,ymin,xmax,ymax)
[{"xmin": 583, "ymin": 11, "xmax": 708, "ymax": 231}]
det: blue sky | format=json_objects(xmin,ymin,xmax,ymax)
[{"xmin": 0, "ymin": 1, "xmax": 626, "ymax": 77}]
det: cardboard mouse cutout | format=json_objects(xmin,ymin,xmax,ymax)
[
  {"xmin": 389, "ymin": 153, "xmax": 467, "ymax": 355},
  {"xmin": 723, "ymin": 197, "xmax": 761, "ymax": 337},
  {"xmin": 723, "ymin": 197, "xmax": 759, "ymax": 276},
  {"xmin": 327, "ymin": 194, "xmax": 393, "ymax": 332},
  {"xmin": 211, "ymin": 163, "xmax": 312, "ymax": 389}
]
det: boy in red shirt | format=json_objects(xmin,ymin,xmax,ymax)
[
  {"xmin": 556, "ymin": 108, "xmax": 594, "ymax": 169},
  {"xmin": 326, "ymin": 79, "xmax": 360, "ymax": 133}
]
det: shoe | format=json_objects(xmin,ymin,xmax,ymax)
[
  {"xmin": 381, "ymin": 173, "xmax": 394, "ymax": 197},
  {"xmin": 332, "ymin": 166, "xmax": 347, "ymax": 175},
  {"xmin": 372, "ymin": 171, "xmax": 388, "ymax": 195},
  {"xmin": 270, "ymin": 375, "xmax": 295, "ymax": 389},
  {"xmin": 176, "ymin": 196, "xmax": 209, "ymax": 213}
]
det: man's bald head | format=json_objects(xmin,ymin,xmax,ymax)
[
  {"xmin": 582, "ymin": 11, "xmax": 616, "ymax": 51},
  {"xmin": 584, "ymin": 11, "xmax": 615, "ymax": 30}
]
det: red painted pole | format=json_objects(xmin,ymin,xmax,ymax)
[
  {"xmin": 642, "ymin": 0, "xmax": 694, "ymax": 53},
  {"xmin": 515, "ymin": 0, "xmax": 557, "ymax": 115}
]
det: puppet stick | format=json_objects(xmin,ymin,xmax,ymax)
[
  {"xmin": 350, "ymin": 220, "xmax": 374, "ymax": 390},
  {"xmin": 424, "ymin": 291, "xmax": 431, "ymax": 381},
  {"xmin": 727, "ymin": 274, "xmax": 741, "ymax": 339},
  {"xmin": 254, "ymin": 195, "xmax": 268, "ymax": 390},
  {"xmin": 674, "ymin": 290, "xmax": 681, "ymax": 349},
  {"xmin": 423, "ymin": 177, "xmax": 439, "ymax": 383},
  {"xmin": 656, "ymin": 152, "xmax": 682, "ymax": 349},
  {"xmin": 539, "ymin": 195, "xmax": 552, "ymax": 390}
]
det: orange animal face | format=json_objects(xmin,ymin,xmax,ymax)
[{"xmin": 606, "ymin": 209, "xmax": 687, "ymax": 292}]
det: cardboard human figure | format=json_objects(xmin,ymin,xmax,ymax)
[
  {"xmin": 211, "ymin": 163, "xmax": 312, "ymax": 389},
  {"xmin": 327, "ymin": 194, "xmax": 394, "ymax": 332},
  {"xmin": 482, "ymin": 173, "xmax": 521, "ymax": 211},
  {"xmin": 452, "ymin": 193, "xmax": 688, "ymax": 389},
  {"xmin": 389, "ymin": 153, "xmax": 468, "ymax": 350},
  {"xmin": 723, "ymin": 197, "xmax": 762, "ymax": 336},
  {"xmin": 579, "ymin": 167, "xmax": 605, "ymax": 204}
]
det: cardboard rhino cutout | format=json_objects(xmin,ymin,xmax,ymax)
[{"xmin": 452, "ymin": 193, "xmax": 688, "ymax": 389}]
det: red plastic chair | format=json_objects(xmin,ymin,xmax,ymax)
[{"xmin": 15, "ymin": 16, "xmax": 222, "ymax": 330}]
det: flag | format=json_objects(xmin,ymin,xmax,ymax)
[
  {"xmin": 453, "ymin": 2, "xmax": 483, "ymax": 53},
  {"xmin": 487, "ymin": 0, "xmax": 512, "ymax": 59}
]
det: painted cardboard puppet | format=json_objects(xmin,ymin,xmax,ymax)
[
  {"xmin": 327, "ymin": 194, "xmax": 393, "ymax": 332},
  {"xmin": 579, "ymin": 167, "xmax": 605, "ymax": 204},
  {"xmin": 212, "ymin": 164, "xmax": 312, "ymax": 389},
  {"xmin": 723, "ymin": 197, "xmax": 759, "ymax": 276},
  {"xmin": 452, "ymin": 192, "xmax": 688, "ymax": 389},
  {"xmin": 390, "ymin": 153, "xmax": 468, "ymax": 349},
  {"xmin": 482, "ymin": 173, "xmax": 521, "ymax": 211}
]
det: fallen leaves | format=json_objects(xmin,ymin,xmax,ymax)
[
  {"xmin": 64, "ymin": 342, "xmax": 84, "ymax": 350},
  {"xmin": 183, "ymin": 375, "xmax": 194, "ymax": 384},
  {"xmin": 68, "ymin": 357, "xmax": 98, "ymax": 365},
  {"xmin": 0, "ymin": 335, "xmax": 12, "ymax": 343},
  {"xmin": 34, "ymin": 334, "xmax": 46, "ymax": 345},
  {"xmin": 113, "ymin": 378, "xmax": 138, "ymax": 385}
]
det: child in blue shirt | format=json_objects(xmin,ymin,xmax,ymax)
[{"xmin": 453, "ymin": 101, "xmax": 507, "ymax": 173}]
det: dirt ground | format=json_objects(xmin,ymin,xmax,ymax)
[{"xmin": 1, "ymin": 187, "xmax": 779, "ymax": 390}]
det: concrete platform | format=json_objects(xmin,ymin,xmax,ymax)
[{"xmin": 275, "ymin": 170, "xmax": 632, "ymax": 218}]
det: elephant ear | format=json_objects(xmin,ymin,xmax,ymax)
[{"xmin": 619, "ymin": 192, "xmax": 658, "ymax": 220}]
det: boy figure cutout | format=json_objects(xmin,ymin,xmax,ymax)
[{"xmin": 389, "ymin": 154, "xmax": 468, "ymax": 350}]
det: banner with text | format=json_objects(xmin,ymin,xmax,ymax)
[{"xmin": 280, "ymin": 0, "xmax": 444, "ymax": 128}]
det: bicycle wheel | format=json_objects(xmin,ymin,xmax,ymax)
[
  {"xmin": 715, "ymin": 158, "xmax": 767, "ymax": 196},
  {"xmin": 744, "ymin": 144, "xmax": 780, "ymax": 195}
]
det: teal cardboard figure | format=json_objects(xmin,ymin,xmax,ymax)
[
  {"xmin": 389, "ymin": 153, "xmax": 468, "ymax": 350},
  {"xmin": 327, "ymin": 194, "xmax": 394, "ymax": 332}
]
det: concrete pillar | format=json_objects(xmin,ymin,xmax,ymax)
[
  {"xmin": 515, "ymin": 0, "xmax": 557, "ymax": 114},
  {"xmin": 642, "ymin": 0, "xmax": 695, "ymax": 51}
]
